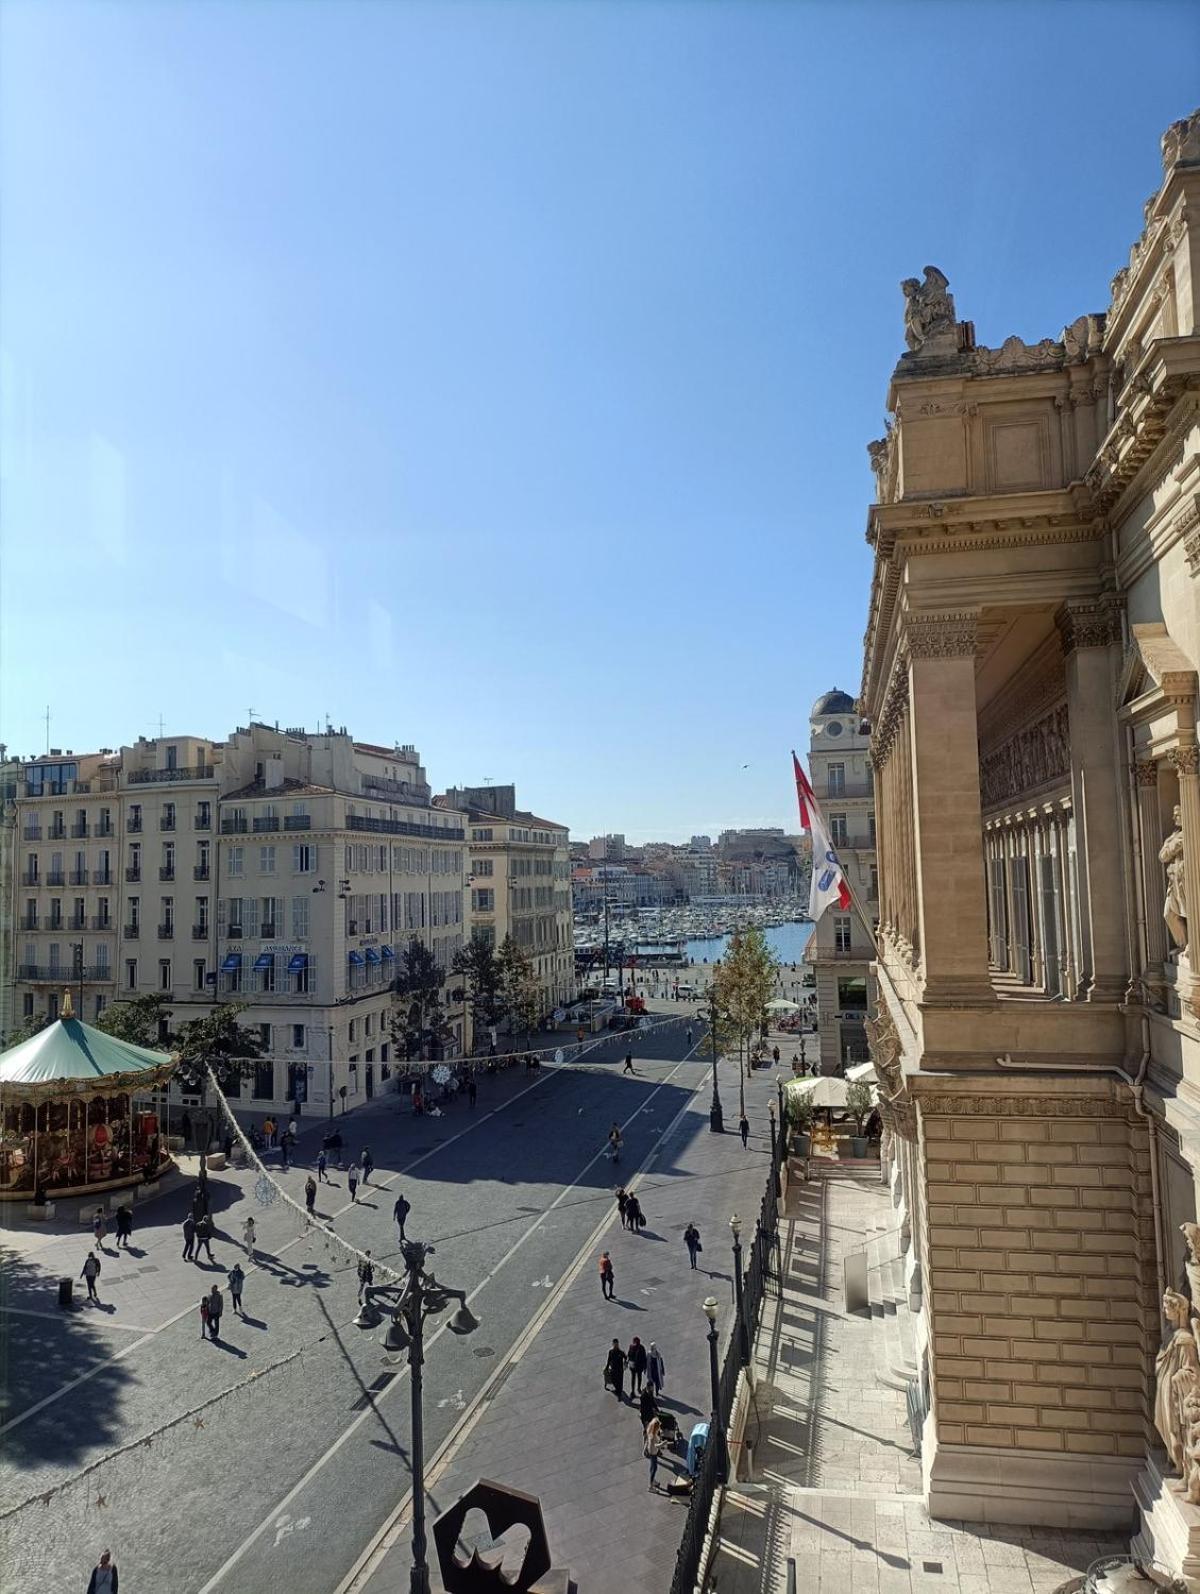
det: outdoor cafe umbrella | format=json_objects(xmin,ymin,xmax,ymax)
[
  {"xmin": 783, "ymin": 1074, "xmax": 876, "ymax": 1110},
  {"xmin": 764, "ymin": 999, "xmax": 802, "ymax": 1012}
]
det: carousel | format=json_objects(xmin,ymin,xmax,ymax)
[{"xmin": 0, "ymin": 992, "xmax": 177, "ymax": 1201}]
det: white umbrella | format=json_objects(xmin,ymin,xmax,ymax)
[
  {"xmin": 785, "ymin": 1075, "xmax": 851, "ymax": 1109},
  {"xmin": 764, "ymin": 998, "xmax": 801, "ymax": 1012},
  {"xmin": 845, "ymin": 1060, "xmax": 876, "ymax": 1084}
]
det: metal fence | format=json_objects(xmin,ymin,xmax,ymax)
[{"xmin": 668, "ymin": 1121, "xmax": 786, "ymax": 1594}]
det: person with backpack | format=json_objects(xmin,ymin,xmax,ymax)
[
  {"xmin": 305, "ymin": 1175, "xmax": 317, "ymax": 1216},
  {"xmin": 194, "ymin": 1212, "xmax": 215, "ymax": 1263},
  {"xmin": 684, "ymin": 1223, "xmax": 702, "ymax": 1270},
  {"xmin": 626, "ymin": 1193, "xmax": 645, "ymax": 1233},
  {"xmin": 357, "ymin": 1250, "xmax": 374, "ymax": 1304},
  {"xmin": 599, "ymin": 1251, "xmax": 615, "ymax": 1301},
  {"xmin": 80, "ymin": 1250, "xmax": 102, "ymax": 1302},
  {"xmin": 114, "ymin": 1203, "xmax": 133, "ymax": 1248}
]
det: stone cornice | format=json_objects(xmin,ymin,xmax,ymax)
[
  {"xmin": 870, "ymin": 660, "xmax": 909, "ymax": 769},
  {"xmin": 905, "ymin": 610, "xmax": 978, "ymax": 661},
  {"xmin": 916, "ymin": 1092, "xmax": 1132, "ymax": 1120},
  {"xmin": 1085, "ymin": 337, "xmax": 1200, "ymax": 512}
]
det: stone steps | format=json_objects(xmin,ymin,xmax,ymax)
[{"xmin": 865, "ymin": 1223, "xmax": 918, "ymax": 1392}]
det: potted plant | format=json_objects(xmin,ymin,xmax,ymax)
[
  {"xmin": 788, "ymin": 1095, "xmax": 815, "ymax": 1158},
  {"xmin": 845, "ymin": 1082, "xmax": 874, "ymax": 1158}
]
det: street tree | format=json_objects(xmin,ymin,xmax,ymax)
[
  {"xmin": 498, "ymin": 935, "xmax": 541, "ymax": 1046},
  {"xmin": 390, "ymin": 937, "xmax": 448, "ymax": 1060},
  {"xmin": 2, "ymin": 1011, "xmax": 52, "ymax": 1048},
  {"xmin": 451, "ymin": 933, "xmax": 507, "ymax": 1040},
  {"xmin": 93, "ymin": 994, "xmax": 172, "ymax": 1048},
  {"xmin": 170, "ymin": 1003, "xmax": 265, "ymax": 1091},
  {"xmin": 712, "ymin": 928, "xmax": 779, "ymax": 1111}
]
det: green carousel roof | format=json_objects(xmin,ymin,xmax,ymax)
[{"xmin": 0, "ymin": 1002, "xmax": 177, "ymax": 1101}]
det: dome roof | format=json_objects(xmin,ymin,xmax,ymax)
[{"xmin": 812, "ymin": 689, "xmax": 855, "ymax": 716}]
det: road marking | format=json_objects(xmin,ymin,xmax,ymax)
[
  {"xmin": 202, "ymin": 1049, "xmax": 702, "ymax": 1594},
  {"xmin": 530, "ymin": 1275, "xmax": 554, "ymax": 1289},
  {"xmin": 0, "ymin": 1305, "xmax": 162, "ymax": 1333}
]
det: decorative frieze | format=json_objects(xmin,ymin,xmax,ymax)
[
  {"xmin": 920, "ymin": 1094, "xmax": 1131, "ymax": 1119},
  {"xmin": 905, "ymin": 611, "xmax": 977, "ymax": 660},
  {"xmin": 979, "ymin": 703, "xmax": 1071, "ymax": 809},
  {"xmin": 1055, "ymin": 597, "xmax": 1122, "ymax": 653},
  {"xmin": 870, "ymin": 666, "xmax": 909, "ymax": 769}
]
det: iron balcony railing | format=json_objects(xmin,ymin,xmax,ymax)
[
  {"xmin": 91, "ymin": 916, "xmax": 112, "ymax": 931},
  {"xmin": 252, "ymin": 816, "xmax": 280, "ymax": 832},
  {"xmin": 192, "ymin": 925, "xmax": 210, "ymax": 939},
  {"xmin": 23, "ymin": 825, "xmax": 42, "ymax": 840},
  {"xmin": 158, "ymin": 924, "xmax": 174, "ymax": 940},
  {"xmin": 18, "ymin": 963, "xmax": 114, "ymax": 982},
  {"xmin": 69, "ymin": 870, "xmax": 88, "ymax": 886},
  {"xmin": 125, "ymin": 866, "xmax": 141, "ymax": 882},
  {"xmin": 68, "ymin": 915, "xmax": 86, "ymax": 930},
  {"xmin": 194, "ymin": 865, "xmax": 210, "ymax": 880},
  {"xmin": 221, "ymin": 818, "xmax": 248, "ymax": 834},
  {"xmin": 159, "ymin": 866, "xmax": 175, "ymax": 880},
  {"xmin": 124, "ymin": 924, "xmax": 140, "ymax": 939},
  {"xmin": 20, "ymin": 872, "xmax": 40, "ymax": 887},
  {"xmin": 345, "ymin": 815, "xmax": 465, "ymax": 840},
  {"xmin": 96, "ymin": 823, "xmax": 114, "ymax": 837},
  {"xmin": 283, "ymin": 815, "xmax": 311, "ymax": 830},
  {"xmin": 159, "ymin": 816, "xmax": 176, "ymax": 831},
  {"xmin": 70, "ymin": 823, "xmax": 89, "ymax": 838},
  {"xmin": 128, "ymin": 765, "xmax": 214, "ymax": 784},
  {"xmin": 19, "ymin": 916, "xmax": 38, "ymax": 931},
  {"xmin": 128, "ymin": 817, "xmax": 143, "ymax": 832},
  {"xmin": 194, "ymin": 814, "xmax": 211, "ymax": 829},
  {"xmin": 94, "ymin": 870, "xmax": 113, "ymax": 886}
]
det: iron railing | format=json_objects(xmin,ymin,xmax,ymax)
[
  {"xmin": 128, "ymin": 765, "xmax": 214, "ymax": 784},
  {"xmin": 668, "ymin": 1126, "xmax": 785, "ymax": 1594},
  {"xmin": 346, "ymin": 815, "xmax": 465, "ymax": 841}
]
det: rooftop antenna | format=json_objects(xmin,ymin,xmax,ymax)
[
  {"xmin": 248, "ymin": 706, "xmax": 258, "ymax": 726},
  {"xmin": 43, "ymin": 706, "xmax": 50, "ymax": 754},
  {"xmin": 155, "ymin": 714, "xmax": 166, "ymax": 738}
]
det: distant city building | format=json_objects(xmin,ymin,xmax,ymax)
[
  {"xmin": 443, "ymin": 784, "xmax": 574, "ymax": 1015},
  {"xmin": 587, "ymin": 833, "xmax": 626, "ymax": 861},
  {"xmin": 805, "ymin": 689, "xmax": 876, "ymax": 1070},
  {"xmin": 689, "ymin": 835, "xmax": 712, "ymax": 851}
]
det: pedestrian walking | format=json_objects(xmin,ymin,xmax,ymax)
[
  {"xmin": 615, "ymin": 1186, "xmax": 630, "ymax": 1228},
  {"xmin": 92, "ymin": 1206, "xmax": 107, "ymax": 1248},
  {"xmin": 648, "ymin": 1341, "xmax": 666, "ymax": 1396},
  {"xmin": 684, "ymin": 1223, "xmax": 702, "ymax": 1269},
  {"xmin": 773, "ymin": 1045, "xmax": 781, "ymax": 1066},
  {"xmin": 348, "ymin": 1165, "xmax": 359, "ymax": 1203},
  {"xmin": 195, "ymin": 1213, "xmax": 215, "ymax": 1263},
  {"xmin": 279, "ymin": 1134, "xmax": 290, "ymax": 1171},
  {"xmin": 645, "ymin": 1414, "xmax": 664, "ymax": 1490},
  {"xmin": 86, "ymin": 1548, "xmax": 118, "ymax": 1594},
  {"xmin": 739, "ymin": 1113, "xmax": 750, "ymax": 1148},
  {"xmin": 357, "ymin": 1250, "xmax": 375, "ymax": 1304},
  {"xmin": 242, "ymin": 1216, "xmax": 257, "ymax": 1257},
  {"xmin": 207, "ymin": 1285, "xmax": 224, "ymax": 1340},
  {"xmin": 599, "ymin": 1250, "xmax": 615, "ymax": 1301},
  {"xmin": 686, "ymin": 1027, "xmax": 693, "ymax": 1047},
  {"xmin": 191, "ymin": 1182, "xmax": 209, "ymax": 1221},
  {"xmin": 227, "ymin": 1262, "xmax": 245, "ymax": 1314},
  {"xmin": 604, "ymin": 1338, "xmax": 626, "ymax": 1398},
  {"xmin": 623, "ymin": 1051, "xmax": 635, "ymax": 1075},
  {"xmin": 361, "ymin": 1146, "xmax": 373, "ymax": 1185},
  {"xmin": 626, "ymin": 1193, "xmax": 645, "ymax": 1232},
  {"xmin": 263, "ymin": 1116, "xmax": 276, "ymax": 1148},
  {"xmin": 80, "ymin": 1250, "xmax": 101, "ymax": 1302},
  {"xmin": 182, "ymin": 1214, "xmax": 196, "ymax": 1261},
  {"xmin": 181, "ymin": 1110, "xmax": 193, "ymax": 1149},
  {"xmin": 115, "ymin": 1203, "xmax": 133, "ymax": 1248},
  {"xmin": 305, "ymin": 1174, "xmax": 317, "ymax": 1216},
  {"xmin": 393, "ymin": 1193, "xmax": 410, "ymax": 1241},
  {"xmin": 467, "ymin": 1078, "xmax": 477, "ymax": 1108},
  {"xmin": 608, "ymin": 1124, "xmax": 622, "ymax": 1163},
  {"xmin": 288, "ymin": 1115, "xmax": 298, "ymax": 1143},
  {"xmin": 199, "ymin": 1295, "xmax": 210, "ymax": 1339},
  {"xmin": 627, "ymin": 1335, "xmax": 648, "ymax": 1395},
  {"xmin": 317, "ymin": 1149, "xmax": 328, "ymax": 1182}
]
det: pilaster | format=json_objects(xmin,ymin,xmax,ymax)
[
  {"xmin": 1135, "ymin": 761, "xmax": 1170, "ymax": 975},
  {"xmin": 1169, "ymin": 744, "xmax": 1200, "ymax": 975},
  {"xmin": 1055, "ymin": 599, "xmax": 1128, "ymax": 1002},
  {"xmin": 905, "ymin": 611, "xmax": 992, "ymax": 1004}
]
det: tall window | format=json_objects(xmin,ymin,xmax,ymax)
[
  {"xmin": 293, "ymin": 843, "xmax": 315, "ymax": 873},
  {"xmin": 292, "ymin": 895, "xmax": 310, "ymax": 940},
  {"xmin": 227, "ymin": 846, "xmax": 244, "ymax": 877},
  {"xmin": 260, "ymin": 845, "xmax": 276, "ymax": 874},
  {"xmin": 830, "ymin": 815, "xmax": 848, "ymax": 848},
  {"xmin": 826, "ymin": 762, "xmax": 846, "ymax": 797},
  {"xmin": 834, "ymin": 915, "xmax": 852, "ymax": 953},
  {"xmin": 159, "ymin": 958, "xmax": 172, "ymax": 991},
  {"xmin": 194, "ymin": 958, "xmax": 206, "ymax": 990},
  {"xmin": 988, "ymin": 858, "xmax": 1008, "ymax": 969},
  {"xmin": 125, "ymin": 958, "xmax": 137, "ymax": 989}
]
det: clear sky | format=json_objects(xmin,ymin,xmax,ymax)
[{"xmin": 1, "ymin": 0, "xmax": 1195, "ymax": 841}]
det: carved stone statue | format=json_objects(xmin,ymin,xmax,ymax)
[
  {"xmin": 867, "ymin": 427, "xmax": 893, "ymax": 498},
  {"xmin": 1162, "ymin": 108, "xmax": 1200, "ymax": 172},
  {"xmin": 1160, "ymin": 805, "xmax": 1188, "ymax": 950},
  {"xmin": 901, "ymin": 266, "xmax": 956, "ymax": 353},
  {"xmin": 1183, "ymin": 1390, "xmax": 1200, "ymax": 1504},
  {"xmin": 1183, "ymin": 1223, "xmax": 1200, "ymax": 1305},
  {"xmin": 1156, "ymin": 1289, "xmax": 1200, "ymax": 1471}
]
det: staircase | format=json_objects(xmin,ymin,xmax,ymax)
[{"xmin": 865, "ymin": 1219, "xmax": 919, "ymax": 1394}]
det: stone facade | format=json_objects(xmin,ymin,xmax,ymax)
[{"xmin": 859, "ymin": 108, "xmax": 1200, "ymax": 1563}]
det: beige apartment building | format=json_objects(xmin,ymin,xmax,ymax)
[
  {"xmin": 805, "ymin": 690, "xmax": 877, "ymax": 1071},
  {"xmin": 10, "ymin": 724, "xmax": 469, "ymax": 1116},
  {"xmin": 443, "ymin": 785, "xmax": 574, "ymax": 1020},
  {"xmin": 859, "ymin": 109, "xmax": 1200, "ymax": 1575}
]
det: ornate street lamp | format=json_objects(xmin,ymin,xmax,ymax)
[
  {"xmin": 365, "ymin": 1239, "xmax": 479, "ymax": 1594},
  {"xmin": 701, "ymin": 1296, "xmax": 727, "ymax": 1483},
  {"xmin": 729, "ymin": 1213, "xmax": 750, "ymax": 1366},
  {"xmin": 707, "ymin": 984, "xmax": 724, "ymax": 1133}
]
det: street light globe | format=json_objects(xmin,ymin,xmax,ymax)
[
  {"xmin": 729, "ymin": 1213, "xmax": 742, "ymax": 1241},
  {"xmin": 702, "ymin": 1296, "xmax": 719, "ymax": 1324}
]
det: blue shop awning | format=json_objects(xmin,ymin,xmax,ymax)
[
  {"xmin": 348, "ymin": 950, "xmax": 364, "ymax": 965},
  {"xmin": 288, "ymin": 952, "xmax": 308, "ymax": 973},
  {"xmin": 221, "ymin": 952, "xmax": 242, "ymax": 973},
  {"xmin": 364, "ymin": 947, "xmax": 381, "ymax": 964},
  {"xmin": 381, "ymin": 945, "xmax": 395, "ymax": 961},
  {"xmin": 254, "ymin": 952, "xmax": 274, "ymax": 971}
]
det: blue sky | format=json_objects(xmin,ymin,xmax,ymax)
[{"xmin": 2, "ymin": 0, "xmax": 1195, "ymax": 841}]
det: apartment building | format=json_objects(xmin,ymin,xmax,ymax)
[
  {"xmin": 0, "ymin": 755, "xmax": 19, "ymax": 1041},
  {"xmin": 806, "ymin": 690, "xmax": 877, "ymax": 1070},
  {"xmin": 11, "ymin": 724, "xmax": 469, "ymax": 1114},
  {"xmin": 443, "ymin": 785, "xmax": 574, "ymax": 1016}
]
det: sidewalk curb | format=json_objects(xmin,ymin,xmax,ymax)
[{"xmin": 336, "ymin": 1041, "xmax": 711, "ymax": 1594}]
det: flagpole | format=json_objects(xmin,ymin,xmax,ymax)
[{"xmin": 791, "ymin": 749, "xmax": 879, "ymax": 955}]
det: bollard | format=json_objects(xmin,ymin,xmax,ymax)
[{"xmin": 58, "ymin": 1277, "xmax": 73, "ymax": 1309}]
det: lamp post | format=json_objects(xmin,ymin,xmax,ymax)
[
  {"xmin": 707, "ymin": 983, "xmax": 724, "ymax": 1133},
  {"xmin": 729, "ymin": 1213, "xmax": 750, "ymax": 1366},
  {"xmin": 369, "ymin": 1239, "xmax": 479, "ymax": 1594},
  {"xmin": 701, "ymin": 1297, "xmax": 727, "ymax": 1482},
  {"xmin": 768, "ymin": 1099, "xmax": 779, "ymax": 1189}
]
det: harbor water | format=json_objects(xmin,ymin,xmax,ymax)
[{"xmin": 683, "ymin": 919, "xmax": 814, "ymax": 965}]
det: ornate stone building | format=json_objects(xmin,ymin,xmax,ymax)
[{"xmin": 861, "ymin": 109, "xmax": 1200, "ymax": 1572}]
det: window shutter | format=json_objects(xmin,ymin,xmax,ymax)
[
  {"xmin": 217, "ymin": 898, "xmax": 228, "ymax": 936},
  {"xmin": 245, "ymin": 897, "xmax": 259, "ymax": 939}
]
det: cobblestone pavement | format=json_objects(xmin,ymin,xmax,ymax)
[{"xmin": 711, "ymin": 1168, "xmax": 1130, "ymax": 1594}]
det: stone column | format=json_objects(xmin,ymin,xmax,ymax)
[
  {"xmin": 905, "ymin": 610, "xmax": 992, "ymax": 1004},
  {"xmin": 1168, "ymin": 743, "xmax": 1200, "ymax": 970},
  {"xmin": 1134, "ymin": 761, "xmax": 1169, "ymax": 972},
  {"xmin": 1056, "ymin": 600, "xmax": 1128, "ymax": 1002},
  {"xmin": 1054, "ymin": 803, "xmax": 1077, "ymax": 996}
]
